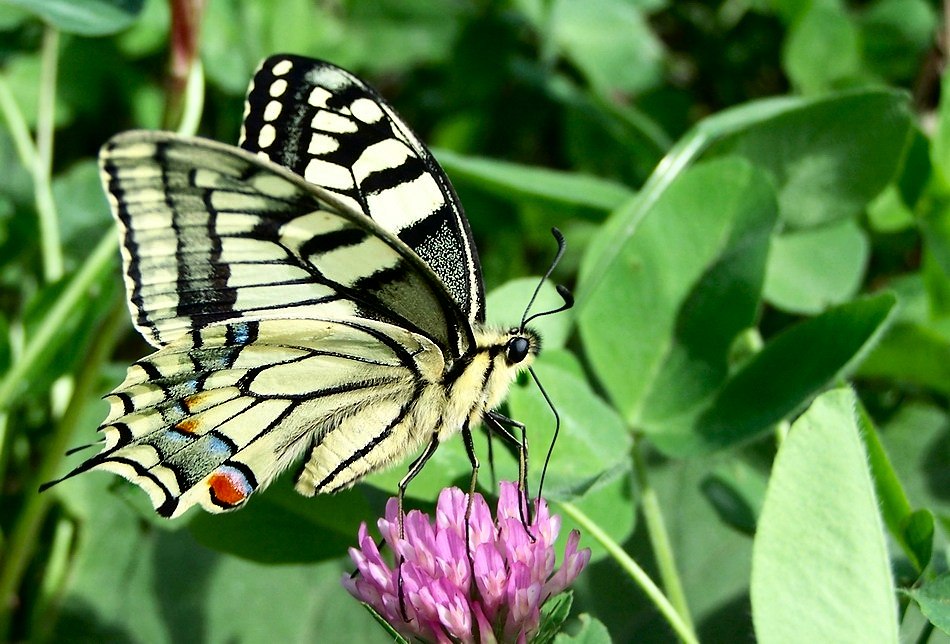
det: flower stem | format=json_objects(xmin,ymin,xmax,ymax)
[
  {"xmin": 555, "ymin": 500, "xmax": 699, "ymax": 644},
  {"xmin": 0, "ymin": 293, "xmax": 126, "ymax": 640},
  {"xmin": 176, "ymin": 60, "xmax": 205, "ymax": 137},
  {"xmin": 631, "ymin": 441, "xmax": 697, "ymax": 638},
  {"xmin": 0, "ymin": 77, "xmax": 38, "ymax": 169},
  {"xmin": 0, "ymin": 232, "xmax": 116, "ymax": 413},
  {"xmin": 35, "ymin": 25, "xmax": 63, "ymax": 283}
]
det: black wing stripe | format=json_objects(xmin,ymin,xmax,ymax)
[{"xmin": 241, "ymin": 54, "xmax": 485, "ymax": 325}]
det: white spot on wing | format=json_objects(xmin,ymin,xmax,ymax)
[
  {"xmin": 304, "ymin": 158, "xmax": 355, "ymax": 190},
  {"xmin": 263, "ymin": 100, "xmax": 282, "ymax": 121},
  {"xmin": 351, "ymin": 98, "xmax": 384, "ymax": 123},
  {"xmin": 317, "ymin": 236, "xmax": 401, "ymax": 286},
  {"xmin": 249, "ymin": 173, "xmax": 299, "ymax": 198},
  {"xmin": 278, "ymin": 211, "xmax": 349, "ymax": 251},
  {"xmin": 311, "ymin": 111, "xmax": 358, "ymax": 134},
  {"xmin": 365, "ymin": 174, "xmax": 445, "ymax": 232},
  {"xmin": 221, "ymin": 237, "xmax": 288, "ymax": 262},
  {"xmin": 271, "ymin": 59, "xmax": 293, "ymax": 76},
  {"xmin": 258, "ymin": 124, "xmax": 276, "ymax": 148},
  {"xmin": 353, "ymin": 139, "xmax": 411, "ymax": 177},
  {"xmin": 227, "ymin": 262, "xmax": 312, "ymax": 287},
  {"xmin": 308, "ymin": 133, "xmax": 340, "ymax": 155},
  {"xmin": 269, "ymin": 79, "xmax": 288, "ymax": 97},
  {"xmin": 308, "ymin": 86, "xmax": 332, "ymax": 108},
  {"xmin": 308, "ymin": 66, "xmax": 351, "ymax": 91}
]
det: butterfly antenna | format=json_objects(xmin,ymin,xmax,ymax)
[
  {"xmin": 520, "ymin": 228, "xmax": 571, "ymax": 330},
  {"xmin": 528, "ymin": 367, "xmax": 560, "ymax": 504}
]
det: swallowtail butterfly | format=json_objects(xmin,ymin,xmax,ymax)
[{"xmin": 47, "ymin": 55, "xmax": 570, "ymax": 518}]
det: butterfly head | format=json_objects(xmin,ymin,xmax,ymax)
[{"xmin": 504, "ymin": 327, "xmax": 541, "ymax": 367}]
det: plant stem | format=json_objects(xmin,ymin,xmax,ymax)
[
  {"xmin": 0, "ymin": 233, "xmax": 116, "ymax": 413},
  {"xmin": 35, "ymin": 26, "xmax": 63, "ymax": 283},
  {"xmin": 0, "ymin": 78, "xmax": 38, "ymax": 169},
  {"xmin": 556, "ymin": 501, "xmax": 700, "ymax": 644},
  {"xmin": 0, "ymin": 295, "xmax": 126, "ymax": 639},
  {"xmin": 176, "ymin": 60, "xmax": 204, "ymax": 137},
  {"xmin": 631, "ymin": 440, "xmax": 697, "ymax": 637}
]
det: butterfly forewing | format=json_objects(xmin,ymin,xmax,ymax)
[
  {"xmin": 101, "ymin": 131, "xmax": 472, "ymax": 359},
  {"xmin": 240, "ymin": 54, "xmax": 485, "ymax": 326},
  {"xmin": 81, "ymin": 318, "xmax": 444, "ymax": 518}
]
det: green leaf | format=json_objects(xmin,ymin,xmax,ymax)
[
  {"xmin": 51, "ymin": 160, "xmax": 111, "ymax": 262},
  {"xmin": 901, "ymin": 509, "xmax": 935, "ymax": 573},
  {"xmin": 782, "ymin": 2, "xmax": 862, "ymax": 94},
  {"xmin": 506, "ymin": 356, "xmax": 632, "ymax": 499},
  {"xmin": 652, "ymin": 293, "xmax": 896, "ymax": 455},
  {"xmin": 877, "ymin": 403, "xmax": 950, "ymax": 526},
  {"xmin": 751, "ymin": 388, "xmax": 899, "ymax": 644},
  {"xmin": 858, "ymin": 274, "xmax": 950, "ymax": 396},
  {"xmin": 115, "ymin": 0, "xmax": 169, "ymax": 58},
  {"xmin": 764, "ymin": 218, "xmax": 869, "ymax": 314},
  {"xmin": 15, "ymin": 272, "xmax": 118, "ymax": 398},
  {"xmin": 932, "ymin": 68, "xmax": 950, "ymax": 187},
  {"xmin": 855, "ymin": 403, "xmax": 932, "ymax": 571},
  {"xmin": 923, "ymin": 248, "xmax": 950, "ymax": 317},
  {"xmin": 486, "ymin": 277, "xmax": 573, "ymax": 350},
  {"xmin": 700, "ymin": 459, "xmax": 768, "ymax": 535},
  {"xmin": 867, "ymin": 185, "xmax": 915, "ymax": 233},
  {"xmin": 576, "ymin": 94, "xmax": 809, "ymax": 302},
  {"xmin": 705, "ymin": 89, "xmax": 912, "ymax": 229},
  {"xmin": 907, "ymin": 574, "xmax": 950, "ymax": 635},
  {"xmin": 554, "ymin": 614, "xmax": 613, "ymax": 644},
  {"xmin": 578, "ymin": 454, "xmax": 755, "ymax": 639},
  {"xmin": 579, "ymin": 157, "xmax": 778, "ymax": 430},
  {"xmin": 0, "ymin": 314, "xmax": 9, "ymax": 375},
  {"xmin": 1, "ymin": 54, "xmax": 74, "ymax": 129},
  {"xmin": 861, "ymin": 323, "xmax": 950, "ymax": 396},
  {"xmin": 188, "ymin": 473, "xmax": 372, "ymax": 563},
  {"xmin": 860, "ymin": 0, "xmax": 937, "ymax": 82},
  {"xmin": 534, "ymin": 591, "xmax": 574, "ymax": 644},
  {"xmin": 4, "ymin": 0, "xmax": 145, "ymax": 35},
  {"xmin": 435, "ymin": 148, "xmax": 634, "ymax": 214},
  {"xmin": 549, "ymin": 0, "xmax": 663, "ymax": 96},
  {"xmin": 558, "ymin": 467, "xmax": 636, "ymax": 563}
]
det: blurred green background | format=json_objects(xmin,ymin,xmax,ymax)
[{"xmin": 0, "ymin": 0, "xmax": 948, "ymax": 642}]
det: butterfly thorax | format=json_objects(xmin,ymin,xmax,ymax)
[{"xmin": 437, "ymin": 326, "xmax": 540, "ymax": 442}]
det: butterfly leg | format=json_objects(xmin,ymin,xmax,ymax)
[
  {"xmin": 460, "ymin": 420, "xmax": 481, "ymax": 578},
  {"xmin": 395, "ymin": 431, "xmax": 441, "ymax": 622},
  {"xmin": 484, "ymin": 420, "xmax": 498, "ymax": 490},
  {"xmin": 485, "ymin": 411, "xmax": 534, "ymax": 538}
]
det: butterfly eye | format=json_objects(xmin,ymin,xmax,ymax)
[{"xmin": 506, "ymin": 337, "xmax": 531, "ymax": 364}]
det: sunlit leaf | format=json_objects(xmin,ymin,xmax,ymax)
[
  {"xmin": 751, "ymin": 389, "xmax": 899, "ymax": 644},
  {"xmin": 5, "ymin": 0, "xmax": 144, "ymax": 35}
]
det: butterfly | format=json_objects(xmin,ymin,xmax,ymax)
[{"xmin": 47, "ymin": 55, "xmax": 570, "ymax": 518}]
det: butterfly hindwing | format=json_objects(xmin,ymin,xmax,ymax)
[
  {"xmin": 240, "ymin": 54, "xmax": 485, "ymax": 326},
  {"xmin": 69, "ymin": 318, "xmax": 444, "ymax": 518},
  {"xmin": 101, "ymin": 130, "xmax": 473, "ymax": 359}
]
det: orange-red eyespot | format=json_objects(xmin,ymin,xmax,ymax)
[{"xmin": 208, "ymin": 466, "xmax": 254, "ymax": 509}]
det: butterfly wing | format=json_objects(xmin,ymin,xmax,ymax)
[
  {"xmin": 101, "ymin": 130, "xmax": 473, "ymax": 360},
  {"xmin": 240, "ymin": 54, "xmax": 485, "ymax": 326},
  {"xmin": 53, "ymin": 318, "xmax": 444, "ymax": 518}
]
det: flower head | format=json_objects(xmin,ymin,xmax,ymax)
[{"xmin": 343, "ymin": 482, "xmax": 591, "ymax": 644}]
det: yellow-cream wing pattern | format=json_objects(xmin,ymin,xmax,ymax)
[
  {"xmin": 101, "ymin": 130, "xmax": 473, "ymax": 360},
  {"xmin": 57, "ymin": 317, "xmax": 444, "ymax": 518}
]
